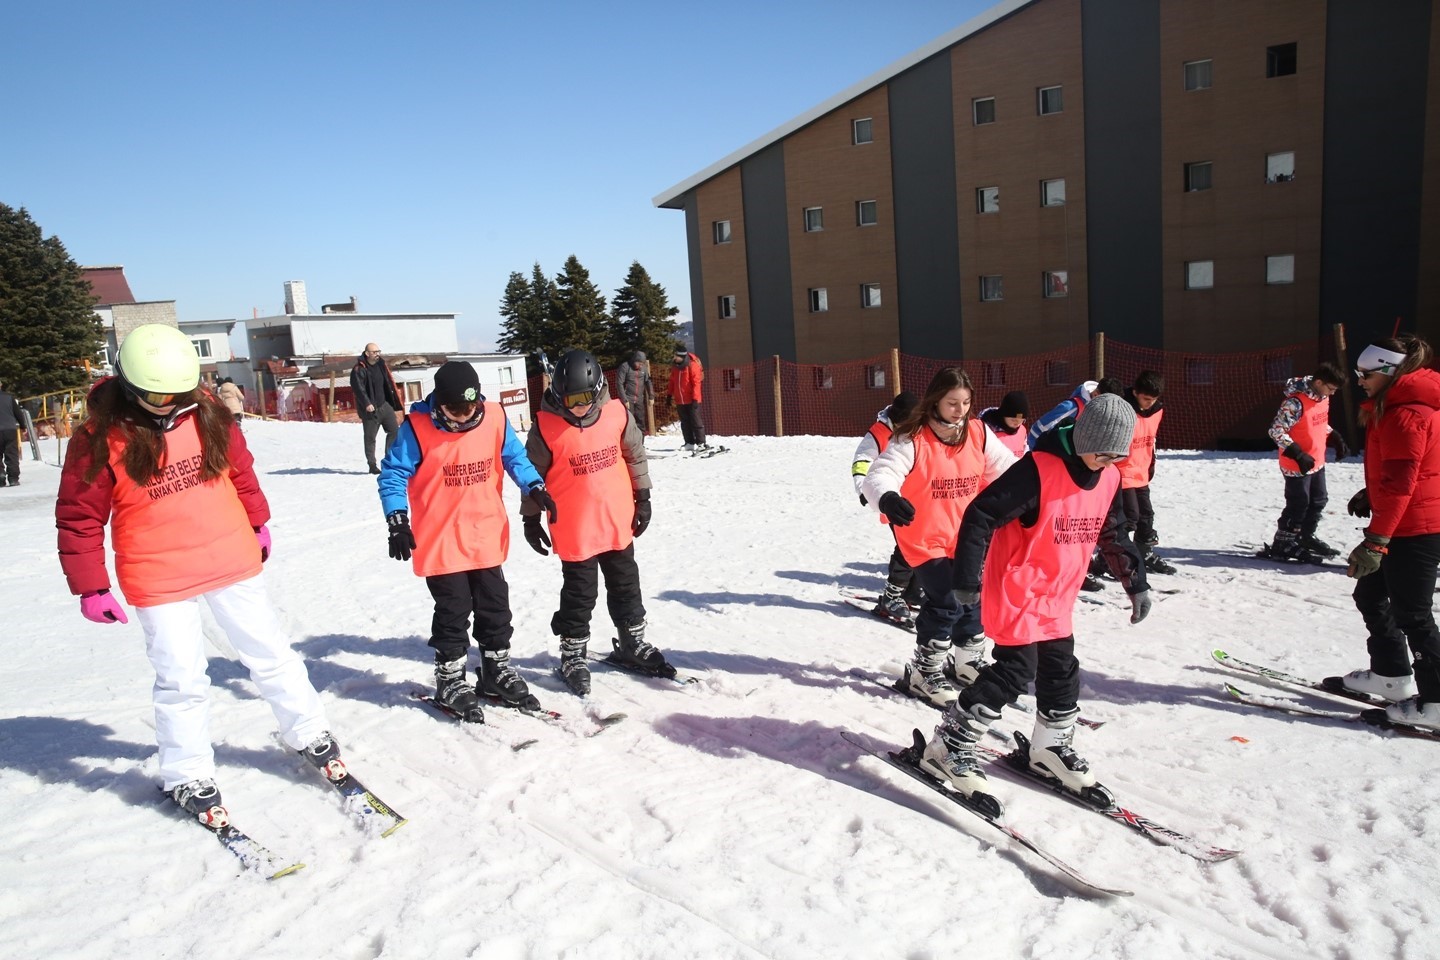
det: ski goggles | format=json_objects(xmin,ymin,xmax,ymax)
[
  {"xmin": 561, "ymin": 389, "xmax": 596, "ymax": 408},
  {"xmin": 123, "ymin": 383, "xmax": 181, "ymax": 408}
]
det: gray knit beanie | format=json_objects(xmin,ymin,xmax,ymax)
[{"xmin": 1072, "ymin": 393, "xmax": 1136, "ymax": 457}]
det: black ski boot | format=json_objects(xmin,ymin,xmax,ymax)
[
  {"xmin": 170, "ymin": 778, "xmax": 229, "ymax": 828},
  {"xmin": 1143, "ymin": 549, "xmax": 1176, "ymax": 575},
  {"xmin": 872, "ymin": 583, "xmax": 914, "ymax": 626},
  {"xmin": 479, "ymin": 649, "xmax": 542, "ymax": 711},
  {"xmin": 1300, "ymin": 533, "xmax": 1340, "ymax": 559},
  {"xmin": 611, "ymin": 620, "xmax": 675, "ymax": 678},
  {"xmin": 435, "ymin": 657, "xmax": 485, "ymax": 722},
  {"xmin": 299, "ymin": 732, "xmax": 348, "ymax": 783},
  {"xmin": 558, "ymin": 636, "xmax": 591, "ymax": 696}
]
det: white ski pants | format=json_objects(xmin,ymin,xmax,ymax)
[{"xmin": 135, "ymin": 573, "xmax": 329, "ymax": 790}]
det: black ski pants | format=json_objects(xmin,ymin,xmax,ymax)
[
  {"xmin": 1120, "ymin": 485, "xmax": 1156, "ymax": 545},
  {"xmin": 1277, "ymin": 469, "xmax": 1329, "ymax": 536},
  {"xmin": 676, "ymin": 402, "xmax": 706, "ymax": 446},
  {"xmin": 911, "ymin": 557, "xmax": 983, "ymax": 646},
  {"xmin": 960, "ymin": 637, "xmax": 1081, "ymax": 717},
  {"xmin": 425, "ymin": 566, "xmax": 514, "ymax": 663},
  {"xmin": 0, "ymin": 431, "xmax": 18, "ymax": 484},
  {"xmin": 885, "ymin": 542, "xmax": 920, "ymax": 604},
  {"xmin": 1352, "ymin": 532, "xmax": 1440, "ymax": 699},
  {"xmin": 550, "ymin": 544, "xmax": 646, "ymax": 639},
  {"xmin": 362, "ymin": 403, "xmax": 399, "ymax": 469}
]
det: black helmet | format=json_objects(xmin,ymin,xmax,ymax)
[{"xmin": 550, "ymin": 349, "xmax": 603, "ymax": 408}]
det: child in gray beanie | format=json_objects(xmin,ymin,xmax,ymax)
[{"xmin": 1072, "ymin": 392, "xmax": 1136, "ymax": 458}]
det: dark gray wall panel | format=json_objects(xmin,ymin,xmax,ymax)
[
  {"xmin": 741, "ymin": 143, "xmax": 796, "ymax": 361},
  {"xmin": 1081, "ymin": 0, "xmax": 1163, "ymax": 348},
  {"xmin": 1321, "ymin": 0, "xmax": 1432, "ymax": 346},
  {"xmin": 683, "ymin": 194, "xmax": 708, "ymax": 361},
  {"xmin": 889, "ymin": 52, "xmax": 962, "ymax": 359}
]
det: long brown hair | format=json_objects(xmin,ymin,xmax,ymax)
[
  {"xmin": 1361, "ymin": 335, "xmax": 1433, "ymax": 425},
  {"xmin": 893, "ymin": 367, "xmax": 974, "ymax": 444},
  {"xmin": 79, "ymin": 379, "xmax": 235, "ymax": 485}
]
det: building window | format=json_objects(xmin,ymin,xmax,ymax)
[
  {"xmin": 1184, "ymin": 59, "xmax": 1213, "ymax": 91},
  {"xmin": 1266, "ymin": 151, "xmax": 1295, "ymax": 183},
  {"xmin": 856, "ymin": 199, "xmax": 878, "ymax": 226},
  {"xmin": 1045, "ymin": 360, "xmax": 1072, "ymax": 386},
  {"xmin": 1041, "ymin": 178, "xmax": 1066, "ymax": 206},
  {"xmin": 191, "ymin": 339, "xmax": 212, "ymax": 358},
  {"xmin": 1263, "ymin": 354, "xmax": 1293, "ymax": 384},
  {"xmin": 865, "ymin": 365, "xmax": 886, "ymax": 389},
  {"xmin": 972, "ymin": 97, "xmax": 996, "ymax": 125},
  {"xmin": 1187, "ymin": 358, "xmax": 1216, "ymax": 386},
  {"xmin": 1186, "ymin": 260, "xmax": 1215, "ymax": 290},
  {"xmin": 983, "ymin": 362, "xmax": 1006, "ymax": 388},
  {"xmin": 713, "ymin": 220, "xmax": 732, "ymax": 244},
  {"xmin": 1266, "ymin": 254, "xmax": 1295, "ymax": 285},
  {"xmin": 723, "ymin": 369, "xmax": 741, "ymax": 391},
  {"xmin": 980, "ymin": 275, "xmax": 1004, "ymax": 301},
  {"xmin": 1038, "ymin": 85, "xmax": 1063, "ymax": 115},
  {"xmin": 1267, "ymin": 43, "xmax": 1297, "ymax": 78},
  {"xmin": 718, "ymin": 295, "xmax": 737, "ymax": 319},
  {"xmin": 803, "ymin": 207, "xmax": 824, "ymax": 232},
  {"xmin": 976, "ymin": 186, "xmax": 1000, "ymax": 214},
  {"xmin": 499, "ymin": 367, "xmax": 515, "ymax": 385},
  {"xmin": 1044, "ymin": 271, "xmax": 1069, "ymax": 298},
  {"xmin": 813, "ymin": 366, "xmax": 834, "ymax": 390},
  {"xmin": 808, "ymin": 287, "xmax": 828, "ymax": 313},
  {"xmin": 852, "ymin": 118, "xmax": 873, "ymax": 145},
  {"xmin": 1185, "ymin": 161, "xmax": 1213, "ymax": 192},
  {"xmin": 861, "ymin": 283, "xmax": 882, "ymax": 308}
]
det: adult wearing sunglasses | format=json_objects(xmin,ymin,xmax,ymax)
[
  {"xmin": 1333, "ymin": 336, "xmax": 1440, "ymax": 730},
  {"xmin": 352, "ymin": 342, "xmax": 401, "ymax": 474}
]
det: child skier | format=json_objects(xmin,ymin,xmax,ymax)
[
  {"xmin": 522, "ymin": 349, "xmax": 671, "ymax": 692},
  {"xmin": 1121, "ymin": 370, "xmax": 1175, "ymax": 574},
  {"xmin": 916, "ymin": 393, "xmax": 1150, "ymax": 804},
  {"xmin": 978, "ymin": 391, "xmax": 1030, "ymax": 457},
  {"xmin": 851, "ymin": 391, "xmax": 921, "ymax": 625},
  {"xmin": 861, "ymin": 368, "xmax": 1018, "ymax": 706},
  {"xmin": 55, "ymin": 323, "xmax": 345, "ymax": 827},
  {"xmin": 1263, "ymin": 362, "xmax": 1348, "ymax": 562},
  {"xmin": 378, "ymin": 361, "xmax": 555, "ymax": 722}
]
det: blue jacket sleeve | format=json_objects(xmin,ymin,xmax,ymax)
[
  {"xmin": 378, "ymin": 418, "xmax": 422, "ymax": 516},
  {"xmin": 499, "ymin": 418, "xmax": 544, "ymax": 492},
  {"xmin": 1026, "ymin": 399, "xmax": 1077, "ymax": 450}
]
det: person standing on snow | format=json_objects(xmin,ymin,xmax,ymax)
[
  {"xmin": 378, "ymin": 361, "xmax": 556, "ymax": 723},
  {"xmin": 353, "ymin": 342, "xmax": 402, "ymax": 474},
  {"xmin": 916, "ymin": 393, "xmax": 1150, "ymax": 805},
  {"xmin": 616, "ymin": 351, "xmax": 654, "ymax": 436},
  {"xmin": 851, "ymin": 391, "xmax": 921, "ymax": 625},
  {"xmin": 54, "ymin": 323, "xmax": 346, "ymax": 828},
  {"xmin": 669, "ymin": 347, "xmax": 707, "ymax": 451},
  {"xmin": 521, "ymin": 349, "xmax": 672, "ymax": 692},
  {"xmin": 0, "ymin": 380, "xmax": 23, "ymax": 486},
  {"xmin": 1264, "ymin": 362, "xmax": 1348, "ymax": 563},
  {"xmin": 217, "ymin": 378, "xmax": 245, "ymax": 420},
  {"xmin": 978, "ymin": 391, "xmax": 1030, "ymax": 458},
  {"xmin": 1332, "ymin": 337, "xmax": 1440, "ymax": 730},
  {"xmin": 1120, "ymin": 371, "xmax": 1177, "ymax": 575},
  {"xmin": 861, "ymin": 368, "xmax": 1018, "ymax": 707},
  {"xmin": 1026, "ymin": 377, "xmax": 1122, "ymax": 451}
]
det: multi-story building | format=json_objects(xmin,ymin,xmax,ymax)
[{"xmin": 654, "ymin": 0, "xmax": 1440, "ymax": 373}]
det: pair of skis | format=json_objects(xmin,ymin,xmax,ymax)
[{"xmin": 1212, "ymin": 649, "xmax": 1440, "ymax": 741}]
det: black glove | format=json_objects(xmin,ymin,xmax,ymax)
[
  {"xmin": 1284, "ymin": 443, "xmax": 1316, "ymax": 473},
  {"xmin": 632, "ymin": 489, "xmax": 652, "ymax": 537},
  {"xmin": 529, "ymin": 484, "xmax": 558, "ymax": 524},
  {"xmin": 858, "ymin": 493, "xmax": 868, "ymax": 507},
  {"xmin": 1329, "ymin": 432, "xmax": 1352, "ymax": 460},
  {"xmin": 877, "ymin": 491, "xmax": 916, "ymax": 526},
  {"xmin": 1347, "ymin": 488, "xmax": 1371, "ymax": 518},
  {"xmin": 952, "ymin": 586, "xmax": 980, "ymax": 606},
  {"xmin": 523, "ymin": 516, "xmax": 551, "ymax": 556},
  {"xmin": 387, "ymin": 511, "xmax": 415, "ymax": 561},
  {"xmin": 1129, "ymin": 589, "xmax": 1153, "ymax": 624}
]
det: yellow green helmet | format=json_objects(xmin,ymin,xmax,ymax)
[{"xmin": 116, "ymin": 324, "xmax": 200, "ymax": 401}]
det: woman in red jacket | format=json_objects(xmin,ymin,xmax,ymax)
[
  {"xmin": 55, "ymin": 324, "xmax": 343, "ymax": 828},
  {"xmin": 1337, "ymin": 335, "xmax": 1440, "ymax": 729}
]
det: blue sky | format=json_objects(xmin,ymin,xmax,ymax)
[{"xmin": 3, "ymin": 1, "xmax": 994, "ymax": 352}]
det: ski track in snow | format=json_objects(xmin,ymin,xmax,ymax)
[{"xmin": 3, "ymin": 424, "xmax": 1434, "ymax": 960}]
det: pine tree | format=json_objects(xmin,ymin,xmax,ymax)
[
  {"xmin": 0, "ymin": 204, "xmax": 104, "ymax": 396},
  {"xmin": 608, "ymin": 261, "xmax": 681, "ymax": 370},
  {"xmin": 496, "ymin": 264, "xmax": 557, "ymax": 377},
  {"xmin": 549, "ymin": 255, "xmax": 609, "ymax": 360}
]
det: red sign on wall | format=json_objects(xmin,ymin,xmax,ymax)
[{"xmin": 499, "ymin": 388, "xmax": 528, "ymax": 407}]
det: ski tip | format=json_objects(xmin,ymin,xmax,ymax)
[
  {"xmin": 268, "ymin": 862, "xmax": 307, "ymax": 879},
  {"xmin": 380, "ymin": 818, "xmax": 409, "ymax": 839},
  {"xmin": 1211, "ymin": 648, "xmax": 1228, "ymax": 662}
]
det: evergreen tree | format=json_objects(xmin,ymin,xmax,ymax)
[
  {"xmin": 608, "ymin": 261, "xmax": 681, "ymax": 370},
  {"xmin": 548, "ymin": 255, "xmax": 609, "ymax": 360},
  {"xmin": 495, "ymin": 263, "xmax": 558, "ymax": 377},
  {"xmin": 0, "ymin": 204, "xmax": 104, "ymax": 396}
]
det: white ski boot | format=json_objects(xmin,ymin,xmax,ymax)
[
  {"xmin": 900, "ymin": 638, "xmax": 959, "ymax": 707},
  {"xmin": 170, "ymin": 778, "xmax": 229, "ymax": 829},
  {"xmin": 943, "ymin": 634, "xmax": 989, "ymax": 688},
  {"xmin": 1385, "ymin": 697, "xmax": 1440, "ymax": 730},
  {"xmin": 1339, "ymin": 668, "xmax": 1418, "ymax": 702},
  {"xmin": 1027, "ymin": 707, "xmax": 1096, "ymax": 792},
  {"xmin": 918, "ymin": 701, "xmax": 1003, "ymax": 811}
]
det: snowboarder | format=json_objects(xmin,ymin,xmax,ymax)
[
  {"xmin": 851, "ymin": 391, "xmax": 921, "ymax": 625},
  {"xmin": 1121, "ymin": 371, "xmax": 1176, "ymax": 575},
  {"xmin": 918, "ymin": 393, "xmax": 1151, "ymax": 800},
  {"xmin": 978, "ymin": 390, "xmax": 1030, "ymax": 457},
  {"xmin": 522, "ymin": 349, "xmax": 669, "ymax": 692},
  {"xmin": 378, "ymin": 361, "xmax": 555, "ymax": 722},
  {"xmin": 1263, "ymin": 362, "xmax": 1348, "ymax": 562},
  {"xmin": 54, "ymin": 323, "xmax": 345, "ymax": 828},
  {"xmin": 1337, "ymin": 337, "xmax": 1440, "ymax": 729},
  {"xmin": 861, "ymin": 368, "xmax": 1018, "ymax": 707}
]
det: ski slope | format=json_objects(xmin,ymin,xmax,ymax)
[{"xmin": 2, "ymin": 422, "xmax": 1434, "ymax": 960}]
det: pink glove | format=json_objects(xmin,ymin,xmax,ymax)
[
  {"xmin": 255, "ymin": 525, "xmax": 272, "ymax": 562},
  {"xmin": 80, "ymin": 590, "xmax": 129, "ymax": 624}
]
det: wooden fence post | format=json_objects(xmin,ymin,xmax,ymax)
[
  {"xmin": 1094, "ymin": 332, "xmax": 1106, "ymax": 380},
  {"xmin": 772, "ymin": 356, "xmax": 784, "ymax": 437},
  {"xmin": 890, "ymin": 347, "xmax": 901, "ymax": 394},
  {"xmin": 326, "ymin": 371, "xmax": 336, "ymax": 422},
  {"xmin": 1334, "ymin": 323, "xmax": 1358, "ymax": 453}
]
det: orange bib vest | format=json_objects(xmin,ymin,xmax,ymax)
[
  {"xmin": 1118, "ymin": 407, "xmax": 1163, "ymax": 489},
  {"xmin": 994, "ymin": 426, "xmax": 1028, "ymax": 457},
  {"xmin": 408, "ymin": 403, "xmax": 510, "ymax": 576},
  {"xmin": 108, "ymin": 418, "xmax": 260, "ymax": 607},
  {"xmin": 982, "ymin": 451, "xmax": 1120, "ymax": 646},
  {"xmin": 894, "ymin": 424, "xmax": 987, "ymax": 567},
  {"xmin": 537, "ymin": 400, "xmax": 634, "ymax": 562},
  {"xmin": 1279, "ymin": 393, "xmax": 1328, "ymax": 473}
]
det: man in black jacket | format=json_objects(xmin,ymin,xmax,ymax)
[
  {"xmin": 352, "ymin": 343, "xmax": 402, "ymax": 473},
  {"xmin": 0, "ymin": 381, "xmax": 23, "ymax": 487}
]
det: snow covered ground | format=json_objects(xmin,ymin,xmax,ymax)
[{"xmin": 2, "ymin": 422, "xmax": 1434, "ymax": 960}]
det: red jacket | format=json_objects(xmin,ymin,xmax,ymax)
[
  {"xmin": 1363, "ymin": 366, "xmax": 1440, "ymax": 539},
  {"xmin": 668, "ymin": 354, "xmax": 704, "ymax": 404}
]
